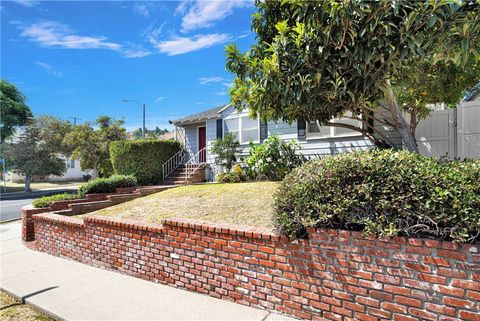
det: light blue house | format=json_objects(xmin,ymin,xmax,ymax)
[{"xmin": 168, "ymin": 104, "xmax": 390, "ymax": 181}]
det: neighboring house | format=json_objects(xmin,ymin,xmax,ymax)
[
  {"xmin": 158, "ymin": 131, "xmax": 174, "ymax": 140},
  {"xmin": 170, "ymin": 100, "xmax": 480, "ymax": 181},
  {"xmin": 8, "ymin": 158, "xmax": 90, "ymax": 183}
]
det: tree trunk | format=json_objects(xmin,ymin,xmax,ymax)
[
  {"xmin": 409, "ymin": 108, "xmax": 419, "ymax": 138},
  {"xmin": 92, "ymin": 163, "xmax": 99, "ymax": 179},
  {"xmin": 25, "ymin": 174, "xmax": 31, "ymax": 193},
  {"xmin": 384, "ymin": 80, "xmax": 419, "ymax": 153}
]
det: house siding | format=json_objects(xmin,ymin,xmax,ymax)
[{"xmin": 184, "ymin": 123, "xmax": 202, "ymax": 160}]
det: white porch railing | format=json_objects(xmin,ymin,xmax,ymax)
[
  {"xmin": 162, "ymin": 149, "xmax": 186, "ymax": 179},
  {"xmin": 184, "ymin": 147, "xmax": 206, "ymax": 180}
]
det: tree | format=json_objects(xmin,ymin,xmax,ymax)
[
  {"xmin": 211, "ymin": 133, "xmax": 241, "ymax": 171},
  {"xmin": 2, "ymin": 116, "xmax": 72, "ymax": 192},
  {"xmin": 395, "ymin": 57, "xmax": 480, "ymax": 136},
  {"xmin": 64, "ymin": 116, "xmax": 126, "ymax": 178},
  {"xmin": 0, "ymin": 80, "xmax": 33, "ymax": 143},
  {"xmin": 226, "ymin": 0, "xmax": 480, "ymax": 151}
]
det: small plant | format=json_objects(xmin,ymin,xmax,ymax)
[
  {"xmin": 216, "ymin": 164, "xmax": 248, "ymax": 183},
  {"xmin": 243, "ymin": 135, "xmax": 305, "ymax": 181},
  {"xmin": 274, "ymin": 149, "xmax": 480, "ymax": 243},
  {"xmin": 33, "ymin": 193, "xmax": 79, "ymax": 208},
  {"xmin": 78, "ymin": 175, "xmax": 137, "ymax": 197},
  {"xmin": 211, "ymin": 133, "xmax": 241, "ymax": 171}
]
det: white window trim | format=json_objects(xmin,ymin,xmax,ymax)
[
  {"xmin": 306, "ymin": 116, "xmax": 363, "ymax": 140},
  {"xmin": 223, "ymin": 115, "xmax": 260, "ymax": 145}
]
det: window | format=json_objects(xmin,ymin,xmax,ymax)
[
  {"xmin": 307, "ymin": 112, "xmax": 362, "ymax": 139},
  {"xmin": 224, "ymin": 116, "xmax": 259, "ymax": 144},
  {"xmin": 240, "ymin": 117, "xmax": 259, "ymax": 143},
  {"xmin": 224, "ymin": 118, "xmax": 239, "ymax": 139},
  {"xmin": 70, "ymin": 159, "xmax": 75, "ymax": 169}
]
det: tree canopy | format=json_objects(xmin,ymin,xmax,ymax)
[
  {"xmin": 226, "ymin": 0, "xmax": 480, "ymax": 150},
  {"xmin": 0, "ymin": 80, "xmax": 33, "ymax": 143},
  {"xmin": 63, "ymin": 116, "xmax": 126, "ymax": 177},
  {"xmin": 2, "ymin": 116, "xmax": 71, "ymax": 192}
]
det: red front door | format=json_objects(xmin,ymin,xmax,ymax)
[{"xmin": 198, "ymin": 126, "xmax": 206, "ymax": 163}]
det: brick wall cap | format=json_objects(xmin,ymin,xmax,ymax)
[
  {"xmin": 162, "ymin": 218, "xmax": 279, "ymax": 240},
  {"xmin": 85, "ymin": 215, "xmax": 164, "ymax": 233},
  {"xmin": 33, "ymin": 213, "xmax": 85, "ymax": 227}
]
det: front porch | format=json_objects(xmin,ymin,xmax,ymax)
[{"xmin": 163, "ymin": 121, "xmax": 210, "ymax": 184}]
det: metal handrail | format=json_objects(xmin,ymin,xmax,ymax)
[
  {"xmin": 184, "ymin": 147, "xmax": 206, "ymax": 180},
  {"xmin": 162, "ymin": 149, "xmax": 186, "ymax": 179}
]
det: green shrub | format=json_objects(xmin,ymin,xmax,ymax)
[
  {"xmin": 78, "ymin": 174, "xmax": 137, "ymax": 197},
  {"xmin": 216, "ymin": 164, "xmax": 248, "ymax": 183},
  {"xmin": 211, "ymin": 133, "xmax": 241, "ymax": 171},
  {"xmin": 110, "ymin": 140, "xmax": 181, "ymax": 185},
  {"xmin": 244, "ymin": 135, "xmax": 305, "ymax": 180},
  {"xmin": 274, "ymin": 149, "xmax": 480, "ymax": 243},
  {"xmin": 32, "ymin": 193, "xmax": 79, "ymax": 208}
]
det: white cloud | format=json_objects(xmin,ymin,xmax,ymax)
[
  {"xmin": 179, "ymin": 0, "xmax": 252, "ymax": 32},
  {"xmin": 155, "ymin": 96, "xmax": 167, "ymax": 103},
  {"xmin": 154, "ymin": 33, "xmax": 230, "ymax": 56},
  {"xmin": 12, "ymin": 0, "xmax": 39, "ymax": 7},
  {"xmin": 18, "ymin": 20, "xmax": 121, "ymax": 50},
  {"xmin": 142, "ymin": 22, "xmax": 167, "ymax": 45},
  {"xmin": 199, "ymin": 76, "xmax": 225, "ymax": 85},
  {"xmin": 133, "ymin": 2, "xmax": 151, "ymax": 17},
  {"xmin": 215, "ymin": 91, "xmax": 228, "ymax": 96},
  {"xmin": 35, "ymin": 61, "xmax": 62, "ymax": 77},
  {"xmin": 121, "ymin": 42, "xmax": 151, "ymax": 58}
]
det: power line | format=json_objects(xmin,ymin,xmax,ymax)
[{"xmin": 69, "ymin": 117, "xmax": 83, "ymax": 126}]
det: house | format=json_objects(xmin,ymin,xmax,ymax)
[
  {"xmin": 170, "ymin": 99, "xmax": 480, "ymax": 182},
  {"xmin": 8, "ymin": 157, "xmax": 90, "ymax": 183},
  {"xmin": 170, "ymin": 104, "xmax": 384, "ymax": 181}
]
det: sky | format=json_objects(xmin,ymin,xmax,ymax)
[{"xmin": 1, "ymin": 0, "xmax": 256, "ymax": 131}]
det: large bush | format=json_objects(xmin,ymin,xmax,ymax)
[
  {"xmin": 110, "ymin": 140, "xmax": 181, "ymax": 185},
  {"xmin": 274, "ymin": 149, "xmax": 480, "ymax": 243},
  {"xmin": 244, "ymin": 135, "xmax": 305, "ymax": 181},
  {"xmin": 78, "ymin": 175, "xmax": 137, "ymax": 197}
]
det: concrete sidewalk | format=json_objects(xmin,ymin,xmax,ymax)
[{"xmin": 0, "ymin": 222, "xmax": 296, "ymax": 321}]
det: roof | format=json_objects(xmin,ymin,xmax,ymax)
[
  {"xmin": 464, "ymin": 82, "xmax": 480, "ymax": 102},
  {"xmin": 170, "ymin": 104, "xmax": 229, "ymax": 126}
]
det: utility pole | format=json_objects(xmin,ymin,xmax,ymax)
[
  {"xmin": 121, "ymin": 99, "xmax": 146, "ymax": 140},
  {"xmin": 69, "ymin": 117, "xmax": 83, "ymax": 126}
]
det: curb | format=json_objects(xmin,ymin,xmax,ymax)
[{"xmin": 0, "ymin": 286, "xmax": 66, "ymax": 321}]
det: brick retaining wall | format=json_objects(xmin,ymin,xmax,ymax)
[{"xmin": 31, "ymin": 214, "xmax": 480, "ymax": 321}]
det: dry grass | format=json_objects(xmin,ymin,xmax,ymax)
[
  {"xmin": 0, "ymin": 291, "xmax": 53, "ymax": 321},
  {"xmin": 3, "ymin": 181, "xmax": 84, "ymax": 193},
  {"xmin": 81, "ymin": 182, "xmax": 279, "ymax": 228}
]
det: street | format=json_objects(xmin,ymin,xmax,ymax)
[
  {"xmin": 0, "ymin": 188, "xmax": 78, "ymax": 222},
  {"xmin": 0, "ymin": 197, "xmax": 36, "ymax": 222}
]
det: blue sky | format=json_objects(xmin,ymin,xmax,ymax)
[{"xmin": 1, "ymin": 0, "xmax": 256, "ymax": 130}]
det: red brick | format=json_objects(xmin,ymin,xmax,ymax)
[
  {"xmin": 393, "ymin": 315, "xmax": 419, "ymax": 321},
  {"xmin": 443, "ymin": 297, "xmax": 475, "ymax": 309},
  {"xmin": 395, "ymin": 296, "xmax": 422, "ymax": 308},
  {"xmin": 381, "ymin": 302, "xmax": 407, "ymax": 313},
  {"xmin": 459, "ymin": 311, "xmax": 480, "ymax": 321}
]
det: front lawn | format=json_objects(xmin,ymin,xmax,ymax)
[
  {"xmin": 81, "ymin": 182, "xmax": 279, "ymax": 228},
  {"xmin": 2, "ymin": 181, "xmax": 84, "ymax": 193},
  {"xmin": 0, "ymin": 291, "xmax": 53, "ymax": 321}
]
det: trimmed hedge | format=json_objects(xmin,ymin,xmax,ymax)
[
  {"xmin": 78, "ymin": 175, "xmax": 137, "ymax": 197},
  {"xmin": 110, "ymin": 140, "xmax": 181, "ymax": 185},
  {"xmin": 32, "ymin": 193, "xmax": 79, "ymax": 208},
  {"xmin": 274, "ymin": 149, "xmax": 480, "ymax": 243}
]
